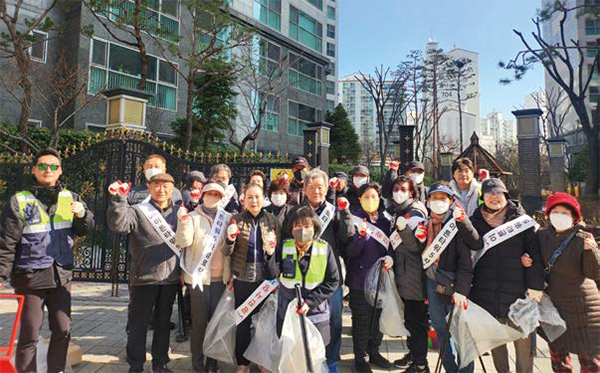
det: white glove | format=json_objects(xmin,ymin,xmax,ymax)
[
  {"xmin": 227, "ymin": 219, "xmax": 240, "ymax": 241},
  {"xmin": 382, "ymin": 255, "xmax": 393, "ymax": 270},
  {"xmin": 526, "ymin": 289, "xmax": 543, "ymax": 303},
  {"xmin": 71, "ymin": 202, "xmax": 85, "ymax": 218},
  {"xmin": 452, "ymin": 204, "xmax": 466, "ymax": 222},
  {"xmin": 108, "ymin": 181, "xmax": 121, "ymax": 196},
  {"xmin": 177, "ymin": 204, "xmax": 189, "ymax": 222},
  {"xmin": 395, "ymin": 216, "xmax": 407, "ymax": 231},
  {"xmin": 453, "ymin": 292, "xmax": 468, "ymax": 309},
  {"xmin": 190, "ymin": 189, "xmax": 202, "ymax": 203},
  {"xmin": 265, "ymin": 231, "xmax": 277, "ymax": 256}
]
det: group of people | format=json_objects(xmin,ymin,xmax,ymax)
[{"xmin": 0, "ymin": 148, "xmax": 598, "ymax": 373}]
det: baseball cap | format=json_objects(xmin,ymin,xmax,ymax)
[
  {"xmin": 333, "ymin": 172, "xmax": 348, "ymax": 180},
  {"xmin": 351, "ymin": 165, "xmax": 369, "ymax": 176},
  {"xmin": 427, "ymin": 183, "xmax": 455, "ymax": 198},
  {"xmin": 407, "ymin": 161, "xmax": 425, "ymax": 171},
  {"xmin": 481, "ymin": 178, "xmax": 509, "ymax": 196}
]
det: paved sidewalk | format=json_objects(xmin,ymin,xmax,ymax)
[{"xmin": 0, "ymin": 282, "xmax": 562, "ymax": 372}]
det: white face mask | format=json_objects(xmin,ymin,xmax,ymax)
[
  {"xmin": 353, "ymin": 176, "xmax": 368, "ymax": 188},
  {"xmin": 145, "ymin": 167, "xmax": 163, "ymax": 181},
  {"xmin": 393, "ymin": 191, "xmax": 409, "ymax": 205},
  {"xmin": 409, "ymin": 172, "xmax": 424, "ymax": 185},
  {"xmin": 271, "ymin": 194, "xmax": 287, "ymax": 207},
  {"xmin": 203, "ymin": 195, "xmax": 221, "ymax": 209},
  {"xmin": 430, "ymin": 200, "xmax": 450, "ymax": 215},
  {"xmin": 549, "ymin": 213, "xmax": 573, "ymax": 231}
]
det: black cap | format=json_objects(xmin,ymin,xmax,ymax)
[
  {"xmin": 351, "ymin": 165, "xmax": 369, "ymax": 177},
  {"xmin": 407, "ymin": 161, "xmax": 425, "ymax": 171},
  {"xmin": 333, "ymin": 172, "xmax": 348, "ymax": 180},
  {"xmin": 481, "ymin": 178, "xmax": 508, "ymax": 196},
  {"xmin": 292, "ymin": 156, "xmax": 309, "ymax": 169}
]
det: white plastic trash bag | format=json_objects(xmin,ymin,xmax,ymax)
[
  {"xmin": 538, "ymin": 294, "xmax": 567, "ymax": 342},
  {"xmin": 380, "ymin": 269, "xmax": 410, "ymax": 337},
  {"xmin": 508, "ymin": 297, "xmax": 540, "ymax": 337},
  {"xmin": 203, "ymin": 286, "xmax": 237, "ymax": 365},
  {"xmin": 244, "ymin": 293, "xmax": 280, "ymax": 372},
  {"xmin": 278, "ymin": 298, "xmax": 326, "ymax": 373},
  {"xmin": 450, "ymin": 301, "xmax": 523, "ymax": 369}
]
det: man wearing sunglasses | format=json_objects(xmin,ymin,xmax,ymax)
[{"xmin": 0, "ymin": 148, "xmax": 95, "ymax": 373}]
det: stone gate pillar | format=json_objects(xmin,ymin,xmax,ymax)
[
  {"xmin": 303, "ymin": 121, "xmax": 333, "ymax": 173},
  {"xmin": 548, "ymin": 138, "xmax": 567, "ymax": 193},
  {"xmin": 512, "ymin": 109, "xmax": 543, "ymax": 214}
]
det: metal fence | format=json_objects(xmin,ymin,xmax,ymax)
[{"xmin": 0, "ymin": 129, "xmax": 292, "ymax": 288}]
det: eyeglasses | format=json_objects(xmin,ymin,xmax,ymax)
[{"xmin": 37, "ymin": 164, "xmax": 60, "ymax": 171}]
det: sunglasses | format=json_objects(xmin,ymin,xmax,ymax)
[{"xmin": 37, "ymin": 164, "xmax": 60, "ymax": 171}]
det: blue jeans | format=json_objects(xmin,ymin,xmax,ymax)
[
  {"xmin": 426, "ymin": 278, "xmax": 474, "ymax": 373},
  {"xmin": 326, "ymin": 286, "xmax": 343, "ymax": 364}
]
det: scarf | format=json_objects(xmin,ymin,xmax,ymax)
[
  {"xmin": 481, "ymin": 204, "xmax": 508, "ymax": 228},
  {"xmin": 425, "ymin": 213, "xmax": 444, "ymax": 250}
]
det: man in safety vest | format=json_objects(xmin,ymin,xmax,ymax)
[
  {"xmin": 107, "ymin": 173, "xmax": 182, "ymax": 373},
  {"xmin": 0, "ymin": 148, "xmax": 95, "ymax": 373}
]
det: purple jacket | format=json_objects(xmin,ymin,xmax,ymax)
[{"xmin": 345, "ymin": 209, "xmax": 392, "ymax": 291}]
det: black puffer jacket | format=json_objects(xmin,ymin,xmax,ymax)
[{"xmin": 467, "ymin": 201, "xmax": 544, "ymax": 318}]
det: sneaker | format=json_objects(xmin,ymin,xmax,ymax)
[
  {"xmin": 402, "ymin": 363, "xmax": 430, "ymax": 373},
  {"xmin": 354, "ymin": 358, "xmax": 373, "ymax": 373},
  {"xmin": 368, "ymin": 350, "xmax": 392, "ymax": 369},
  {"xmin": 394, "ymin": 353, "xmax": 413, "ymax": 369},
  {"xmin": 152, "ymin": 364, "xmax": 173, "ymax": 373},
  {"xmin": 128, "ymin": 369, "xmax": 143, "ymax": 373},
  {"xmin": 327, "ymin": 362, "xmax": 339, "ymax": 373}
]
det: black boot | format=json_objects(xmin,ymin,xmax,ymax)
[
  {"xmin": 354, "ymin": 357, "xmax": 373, "ymax": 373},
  {"xmin": 368, "ymin": 350, "xmax": 392, "ymax": 369}
]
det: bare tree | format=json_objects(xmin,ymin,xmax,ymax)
[
  {"xmin": 357, "ymin": 65, "xmax": 412, "ymax": 176},
  {"xmin": 0, "ymin": 0, "xmax": 59, "ymax": 151},
  {"xmin": 444, "ymin": 56, "xmax": 477, "ymax": 150},
  {"xmin": 30, "ymin": 52, "xmax": 103, "ymax": 148},
  {"xmin": 501, "ymin": 1, "xmax": 600, "ymax": 198},
  {"xmin": 230, "ymin": 39, "xmax": 290, "ymax": 155},
  {"xmin": 148, "ymin": 0, "xmax": 252, "ymax": 151}
]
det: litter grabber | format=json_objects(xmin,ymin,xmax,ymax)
[
  {"xmin": 0, "ymin": 294, "xmax": 25, "ymax": 373},
  {"xmin": 295, "ymin": 284, "xmax": 313, "ymax": 373},
  {"xmin": 434, "ymin": 303, "xmax": 455, "ymax": 373}
]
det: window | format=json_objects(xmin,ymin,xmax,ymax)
[
  {"xmin": 289, "ymin": 6, "xmax": 322, "ymax": 52},
  {"xmin": 586, "ymin": 19, "xmax": 600, "ymax": 35},
  {"xmin": 326, "ymin": 80, "xmax": 335, "ymax": 95},
  {"xmin": 98, "ymin": 0, "xmax": 179, "ymax": 42},
  {"xmin": 587, "ymin": 42, "xmax": 598, "ymax": 58},
  {"xmin": 28, "ymin": 119, "xmax": 42, "ymax": 128},
  {"xmin": 327, "ymin": 42, "xmax": 335, "ymax": 57},
  {"xmin": 589, "ymin": 64, "xmax": 598, "ymax": 80},
  {"xmin": 327, "ymin": 99, "xmax": 335, "ymax": 111},
  {"xmin": 30, "ymin": 30, "xmax": 48, "ymax": 63},
  {"xmin": 88, "ymin": 38, "xmax": 177, "ymax": 111},
  {"xmin": 289, "ymin": 53, "xmax": 323, "ymax": 96},
  {"xmin": 257, "ymin": 93, "xmax": 280, "ymax": 131},
  {"xmin": 590, "ymin": 86, "xmax": 600, "ymax": 103},
  {"xmin": 327, "ymin": 24, "xmax": 335, "ymax": 38},
  {"xmin": 254, "ymin": 0, "xmax": 281, "ymax": 31},
  {"xmin": 305, "ymin": 0, "xmax": 323, "ymax": 10},
  {"xmin": 327, "ymin": 5, "xmax": 335, "ymax": 20},
  {"xmin": 255, "ymin": 37, "xmax": 281, "ymax": 76},
  {"xmin": 288, "ymin": 101, "xmax": 322, "ymax": 136}
]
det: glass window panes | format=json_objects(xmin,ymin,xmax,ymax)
[
  {"xmin": 288, "ymin": 101, "xmax": 319, "ymax": 136},
  {"xmin": 161, "ymin": 0, "xmax": 178, "ymax": 18},
  {"xmin": 586, "ymin": 19, "xmax": 600, "ymax": 35},
  {"xmin": 305, "ymin": 0, "xmax": 323, "ymax": 10},
  {"xmin": 289, "ymin": 53, "xmax": 323, "ymax": 96},
  {"xmin": 254, "ymin": 0, "xmax": 281, "ymax": 31},
  {"xmin": 289, "ymin": 6, "xmax": 322, "ymax": 52},
  {"xmin": 327, "ymin": 42, "xmax": 335, "ymax": 57},
  {"xmin": 327, "ymin": 24, "xmax": 335, "ymax": 38},
  {"xmin": 326, "ymin": 81, "xmax": 335, "ymax": 95},
  {"xmin": 159, "ymin": 60, "xmax": 177, "ymax": 84},
  {"xmin": 327, "ymin": 5, "xmax": 335, "ymax": 20},
  {"xmin": 30, "ymin": 31, "xmax": 47, "ymax": 62},
  {"xmin": 92, "ymin": 39, "xmax": 107, "ymax": 66}
]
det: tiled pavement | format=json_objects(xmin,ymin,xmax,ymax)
[{"xmin": 0, "ymin": 282, "xmax": 567, "ymax": 372}]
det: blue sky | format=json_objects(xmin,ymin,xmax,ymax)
[{"xmin": 338, "ymin": 0, "xmax": 545, "ymax": 120}]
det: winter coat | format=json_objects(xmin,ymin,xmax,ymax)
[
  {"xmin": 222, "ymin": 210, "xmax": 280, "ymax": 282},
  {"xmin": 128, "ymin": 184, "xmax": 183, "ymax": 206},
  {"xmin": 0, "ymin": 180, "xmax": 94, "ymax": 289},
  {"xmin": 467, "ymin": 201, "xmax": 545, "ymax": 318},
  {"xmin": 449, "ymin": 179, "xmax": 481, "ymax": 217},
  {"xmin": 175, "ymin": 206, "xmax": 232, "ymax": 286},
  {"xmin": 345, "ymin": 209, "xmax": 392, "ymax": 291},
  {"xmin": 265, "ymin": 203, "xmax": 291, "ymax": 226},
  {"xmin": 282, "ymin": 199, "xmax": 355, "ymax": 279},
  {"xmin": 108, "ymin": 195, "xmax": 181, "ymax": 286},
  {"xmin": 422, "ymin": 210, "xmax": 478, "ymax": 298},
  {"xmin": 288, "ymin": 179, "xmax": 305, "ymax": 206},
  {"xmin": 538, "ymin": 223, "xmax": 600, "ymax": 355}
]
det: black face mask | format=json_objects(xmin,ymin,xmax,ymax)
[{"xmin": 294, "ymin": 170, "xmax": 304, "ymax": 181}]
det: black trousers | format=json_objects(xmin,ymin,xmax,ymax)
[
  {"xmin": 126, "ymin": 284, "xmax": 178, "ymax": 370},
  {"xmin": 188, "ymin": 282, "xmax": 225, "ymax": 371},
  {"xmin": 233, "ymin": 280, "xmax": 263, "ymax": 367},
  {"xmin": 402, "ymin": 298, "xmax": 429, "ymax": 366},
  {"xmin": 15, "ymin": 284, "xmax": 71, "ymax": 373},
  {"xmin": 348, "ymin": 290, "xmax": 383, "ymax": 360}
]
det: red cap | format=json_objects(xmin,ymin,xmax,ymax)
[{"xmin": 545, "ymin": 192, "xmax": 582, "ymax": 223}]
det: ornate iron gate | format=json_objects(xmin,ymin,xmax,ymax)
[{"xmin": 0, "ymin": 130, "xmax": 292, "ymax": 286}]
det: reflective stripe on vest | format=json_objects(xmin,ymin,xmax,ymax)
[
  {"xmin": 280, "ymin": 239, "xmax": 328, "ymax": 290},
  {"xmin": 16, "ymin": 190, "xmax": 74, "ymax": 237}
]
